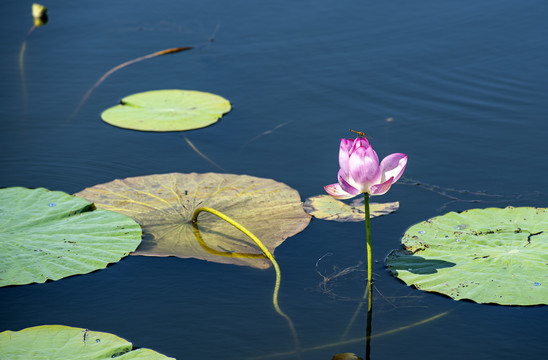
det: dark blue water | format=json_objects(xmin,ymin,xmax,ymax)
[{"xmin": 1, "ymin": 0, "xmax": 547, "ymax": 359}]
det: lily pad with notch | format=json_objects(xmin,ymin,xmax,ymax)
[
  {"xmin": 386, "ymin": 207, "xmax": 548, "ymax": 305},
  {"xmin": 75, "ymin": 173, "xmax": 311, "ymax": 269},
  {"xmin": 0, "ymin": 187, "xmax": 142, "ymax": 287},
  {"xmin": 101, "ymin": 89, "xmax": 231, "ymax": 132},
  {"xmin": 0, "ymin": 325, "xmax": 173, "ymax": 359}
]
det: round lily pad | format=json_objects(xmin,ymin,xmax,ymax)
[
  {"xmin": 101, "ymin": 89, "xmax": 231, "ymax": 131},
  {"xmin": 74, "ymin": 173, "xmax": 311, "ymax": 269},
  {"xmin": 386, "ymin": 207, "xmax": 548, "ymax": 305},
  {"xmin": 0, "ymin": 187, "xmax": 142, "ymax": 287},
  {"xmin": 0, "ymin": 325, "xmax": 173, "ymax": 359},
  {"xmin": 303, "ymin": 195, "xmax": 399, "ymax": 222}
]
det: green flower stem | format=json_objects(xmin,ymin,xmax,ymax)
[
  {"xmin": 343, "ymin": 194, "xmax": 373, "ymax": 340},
  {"xmin": 364, "ymin": 193, "xmax": 372, "ymax": 289},
  {"xmin": 192, "ymin": 206, "xmax": 301, "ymax": 354},
  {"xmin": 364, "ymin": 193, "xmax": 373, "ymax": 359}
]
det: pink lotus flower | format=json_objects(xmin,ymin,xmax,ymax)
[{"xmin": 324, "ymin": 137, "xmax": 407, "ymax": 199}]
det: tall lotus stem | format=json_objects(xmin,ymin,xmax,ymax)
[{"xmin": 364, "ymin": 193, "xmax": 372, "ymax": 292}]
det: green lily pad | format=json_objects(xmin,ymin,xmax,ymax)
[
  {"xmin": 386, "ymin": 207, "xmax": 548, "ymax": 305},
  {"xmin": 0, "ymin": 187, "xmax": 142, "ymax": 287},
  {"xmin": 74, "ymin": 173, "xmax": 311, "ymax": 269},
  {"xmin": 303, "ymin": 195, "xmax": 399, "ymax": 222},
  {"xmin": 101, "ymin": 89, "xmax": 231, "ymax": 132},
  {"xmin": 0, "ymin": 325, "xmax": 173, "ymax": 359}
]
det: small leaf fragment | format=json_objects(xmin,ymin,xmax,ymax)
[{"xmin": 303, "ymin": 195, "xmax": 399, "ymax": 222}]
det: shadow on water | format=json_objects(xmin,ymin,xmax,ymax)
[{"xmin": 386, "ymin": 250, "xmax": 456, "ymax": 275}]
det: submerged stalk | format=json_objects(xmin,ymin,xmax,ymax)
[{"xmin": 192, "ymin": 206, "xmax": 301, "ymax": 356}]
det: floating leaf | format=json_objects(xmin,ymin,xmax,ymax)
[
  {"xmin": 100, "ymin": 89, "xmax": 231, "ymax": 132},
  {"xmin": 303, "ymin": 195, "xmax": 399, "ymax": 222},
  {"xmin": 0, "ymin": 187, "xmax": 142, "ymax": 287},
  {"xmin": 0, "ymin": 325, "xmax": 173, "ymax": 359},
  {"xmin": 75, "ymin": 173, "xmax": 311, "ymax": 269},
  {"xmin": 386, "ymin": 207, "xmax": 548, "ymax": 305}
]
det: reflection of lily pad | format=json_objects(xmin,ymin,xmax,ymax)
[
  {"xmin": 303, "ymin": 195, "xmax": 399, "ymax": 222},
  {"xmin": 100, "ymin": 89, "xmax": 231, "ymax": 131},
  {"xmin": 386, "ymin": 207, "xmax": 548, "ymax": 305},
  {"xmin": 75, "ymin": 173, "xmax": 311, "ymax": 269},
  {"xmin": 0, "ymin": 187, "xmax": 142, "ymax": 287},
  {"xmin": 0, "ymin": 325, "xmax": 173, "ymax": 359}
]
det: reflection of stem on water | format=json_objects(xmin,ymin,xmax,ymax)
[
  {"xmin": 20, "ymin": 4, "xmax": 48, "ymax": 111},
  {"xmin": 339, "ymin": 264, "xmax": 372, "ymax": 359},
  {"xmin": 19, "ymin": 25, "xmax": 37, "ymax": 110},
  {"xmin": 365, "ymin": 281, "xmax": 372, "ymax": 360},
  {"xmin": 192, "ymin": 206, "xmax": 301, "ymax": 358},
  {"xmin": 19, "ymin": 39, "xmax": 28, "ymax": 106},
  {"xmin": 340, "ymin": 285, "xmax": 366, "ymax": 340},
  {"xmin": 248, "ymin": 310, "xmax": 449, "ymax": 360},
  {"xmin": 191, "ymin": 222, "xmax": 266, "ymax": 259}
]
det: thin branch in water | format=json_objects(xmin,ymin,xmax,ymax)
[
  {"xmin": 182, "ymin": 133, "xmax": 226, "ymax": 172},
  {"xmin": 70, "ymin": 44, "xmax": 204, "ymax": 119},
  {"xmin": 240, "ymin": 121, "xmax": 291, "ymax": 151},
  {"xmin": 70, "ymin": 23, "xmax": 220, "ymax": 119}
]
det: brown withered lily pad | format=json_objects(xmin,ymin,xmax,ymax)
[{"xmin": 75, "ymin": 173, "xmax": 310, "ymax": 269}]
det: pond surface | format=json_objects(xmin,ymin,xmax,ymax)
[{"xmin": 1, "ymin": 0, "xmax": 547, "ymax": 359}]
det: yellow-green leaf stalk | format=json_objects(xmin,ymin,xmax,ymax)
[{"xmin": 192, "ymin": 206, "xmax": 301, "ymax": 355}]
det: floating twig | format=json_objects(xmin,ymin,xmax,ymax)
[
  {"xmin": 70, "ymin": 43, "xmax": 207, "ymax": 118},
  {"xmin": 240, "ymin": 121, "xmax": 291, "ymax": 150},
  {"xmin": 183, "ymin": 134, "xmax": 226, "ymax": 172},
  {"xmin": 70, "ymin": 24, "xmax": 220, "ymax": 118}
]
